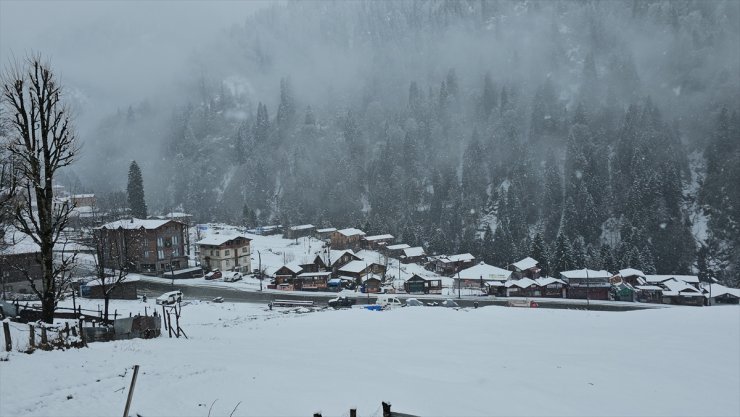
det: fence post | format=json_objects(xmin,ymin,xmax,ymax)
[
  {"xmin": 65, "ymin": 322, "xmax": 70, "ymax": 337},
  {"xmin": 122, "ymin": 365, "xmax": 140, "ymax": 417},
  {"xmin": 3, "ymin": 321, "xmax": 12, "ymax": 352},
  {"xmin": 79, "ymin": 316, "xmax": 87, "ymax": 347},
  {"xmin": 29, "ymin": 324, "xmax": 35, "ymax": 349},
  {"xmin": 40, "ymin": 325, "xmax": 48, "ymax": 347},
  {"xmin": 350, "ymin": 409, "xmax": 357, "ymax": 417},
  {"xmin": 382, "ymin": 402, "xmax": 392, "ymax": 417},
  {"xmin": 161, "ymin": 306, "xmax": 168, "ymax": 331},
  {"xmin": 166, "ymin": 312, "xmax": 173, "ymax": 338},
  {"xmin": 174, "ymin": 309, "xmax": 181, "ymax": 338}
]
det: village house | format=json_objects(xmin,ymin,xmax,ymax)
[
  {"xmin": 273, "ymin": 262, "xmax": 304, "ymax": 291},
  {"xmin": 96, "ymin": 218, "xmax": 188, "ymax": 275},
  {"xmin": 505, "ymin": 278, "xmax": 539, "ymax": 297},
  {"xmin": 285, "ymin": 224, "xmax": 316, "ymax": 239},
  {"xmin": 80, "ymin": 276, "xmax": 139, "ymax": 300},
  {"xmin": 508, "ymin": 257, "xmax": 540, "ymax": 279},
  {"xmin": 634, "ymin": 285, "xmax": 663, "ymax": 303},
  {"xmin": 615, "ymin": 268, "xmax": 646, "ymax": 287},
  {"xmin": 400, "ymin": 247, "xmax": 426, "ymax": 264},
  {"xmin": 659, "ymin": 278, "xmax": 705, "ymax": 306},
  {"xmin": 404, "ymin": 274, "xmax": 443, "ymax": 294},
  {"xmin": 315, "ymin": 227, "xmax": 337, "ymax": 241},
  {"xmin": 362, "ymin": 275, "xmax": 383, "ymax": 293},
  {"xmin": 433, "ymin": 253, "xmax": 477, "ymax": 275},
  {"xmin": 338, "ymin": 260, "xmax": 386, "ymax": 284},
  {"xmin": 329, "ymin": 228, "xmax": 366, "ymax": 250},
  {"xmin": 560, "ymin": 269, "xmax": 612, "ymax": 300},
  {"xmin": 533, "ymin": 277, "xmax": 568, "ymax": 298},
  {"xmin": 701, "ymin": 283, "xmax": 740, "ymax": 305},
  {"xmin": 71, "ymin": 193, "xmax": 96, "ymax": 207},
  {"xmin": 294, "ymin": 271, "xmax": 332, "ymax": 291},
  {"xmin": 456, "ymin": 262, "xmax": 511, "ymax": 296},
  {"xmin": 157, "ymin": 212, "xmax": 194, "ymax": 226},
  {"xmin": 196, "ymin": 234, "xmax": 252, "ymax": 273},
  {"xmin": 0, "ymin": 228, "xmax": 42, "ymax": 293},
  {"xmin": 644, "ymin": 274, "xmax": 700, "ymax": 287},
  {"xmin": 304, "ymin": 249, "xmax": 361, "ymax": 275},
  {"xmin": 362, "ymin": 234, "xmax": 395, "ymax": 250},
  {"xmin": 385, "ymin": 243, "xmax": 410, "ymax": 258}
]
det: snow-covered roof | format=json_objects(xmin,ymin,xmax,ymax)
[
  {"xmin": 406, "ymin": 274, "xmax": 441, "ymax": 282},
  {"xmin": 164, "ymin": 212, "xmax": 191, "ymax": 218},
  {"xmin": 0, "ymin": 228, "xmax": 41, "ymax": 255},
  {"xmin": 534, "ymin": 277, "xmax": 566, "ymax": 286},
  {"xmin": 363, "ymin": 234, "xmax": 394, "ymax": 241},
  {"xmin": 402, "ymin": 247, "xmax": 426, "ymax": 258},
  {"xmin": 702, "ymin": 283, "xmax": 740, "ymax": 298},
  {"xmin": 661, "ymin": 279, "xmax": 701, "ymax": 294},
  {"xmin": 505, "ymin": 278, "xmax": 537, "ymax": 288},
  {"xmin": 510, "ymin": 257, "xmax": 538, "ymax": 271},
  {"xmin": 618, "ymin": 268, "xmax": 645, "ymax": 278},
  {"xmin": 83, "ymin": 276, "xmax": 140, "ymax": 288},
  {"xmin": 196, "ymin": 234, "xmax": 251, "ymax": 246},
  {"xmin": 289, "ymin": 224, "xmax": 315, "ymax": 231},
  {"xmin": 72, "ymin": 193, "xmax": 95, "ymax": 198},
  {"xmin": 316, "ymin": 249, "xmax": 357, "ymax": 266},
  {"xmin": 297, "ymin": 271, "xmax": 332, "ymax": 278},
  {"xmin": 316, "ymin": 227, "xmax": 337, "ymax": 233},
  {"xmin": 645, "ymin": 275, "xmax": 699, "ymax": 284},
  {"xmin": 386, "ymin": 243, "xmax": 411, "ymax": 251},
  {"xmin": 99, "ymin": 218, "xmax": 179, "ymax": 230},
  {"xmin": 635, "ymin": 285, "xmax": 663, "ymax": 291},
  {"xmin": 276, "ymin": 262, "xmax": 303, "ymax": 274},
  {"xmin": 336, "ymin": 228, "xmax": 365, "ymax": 237},
  {"xmin": 458, "ymin": 262, "xmax": 511, "ymax": 281},
  {"xmin": 560, "ymin": 269, "xmax": 611, "ymax": 280},
  {"xmin": 338, "ymin": 260, "xmax": 367, "ymax": 274},
  {"xmin": 439, "ymin": 253, "xmax": 475, "ymax": 263}
]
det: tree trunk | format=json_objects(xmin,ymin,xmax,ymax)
[
  {"xmin": 104, "ymin": 296, "xmax": 110, "ymax": 322},
  {"xmin": 41, "ymin": 293, "xmax": 55, "ymax": 323}
]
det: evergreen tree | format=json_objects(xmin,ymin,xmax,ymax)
[
  {"xmin": 600, "ymin": 244, "xmax": 616, "ymax": 274},
  {"xmin": 530, "ymin": 232, "xmax": 549, "ymax": 276},
  {"xmin": 551, "ymin": 232, "xmax": 574, "ymax": 277},
  {"xmin": 127, "ymin": 161, "xmax": 147, "ymax": 218},
  {"xmin": 276, "ymin": 77, "xmax": 296, "ymax": 127}
]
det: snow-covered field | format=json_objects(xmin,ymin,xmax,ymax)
[{"xmin": 1, "ymin": 300, "xmax": 738, "ymax": 417}]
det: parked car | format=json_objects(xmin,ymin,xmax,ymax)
[
  {"xmin": 212, "ymin": 296, "xmax": 224, "ymax": 303},
  {"xmin": 223, "ymin": 271, "xmax": 242, "ymax": 282},
  {"xmin": 328, "ymin": 296, "xmax": 356, "ymax": 309},
  {"xmin": 375, "ymin": 295, "xmax": 403, "ymax": 309},
  {"xmin": 404, "ymin": 298, "xmax": 424, "ymax": 307},
  {"xmin": 205, "ymin": 269, "xmax": 222, "ymax": 280},
  {"xmin": 440, "ymin": 299, "xmax": 459, "ymax": 308},
  {"xmin": 156, "ymin": 290, "xmax": 183, "ymax": 305}
]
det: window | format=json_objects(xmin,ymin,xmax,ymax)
[
  {"xmin": 173, "ymin": 248, "xmax": 179, "ymax": 257},
  {"xmin": 157, "ymin": 237, "xmax": 164, "ymax": 247},
  {"xmin": 215, "ymin": 250, "xmax": 220, "ymax": 256},
  {"xmin": 225, "ymin": 250, "xmax": 230, "ymax": 256},
  {"xmin": 210, "ymin": 250, "xmax": 214, "ymax": 256},
  {"xmin": 242, "ymin": 247, "xmax": 249, "ymax": 254},
  {"xmin": 226, "ymin": 259, "xmax": 231, "ymax": 266},
  {"xmin": 172, "ymin": 235, "xmax": 179, "ymax": 246},
  {"xmin": 144, "ymin": 250, "xmax": 150, "ymax": 259},
  {"xmin": 158, "ymin": 250, "xmax": 164, "ymax": 259}
]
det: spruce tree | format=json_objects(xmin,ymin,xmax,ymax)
[
  {"xmin": 552, "ymin": 232, "xmax": 574, "ymax": 277},
  {"xmin": 127, "ymin": 160, "xmax": 147, "ymax": 218},
  {"xmin": 530, "ymin": 232, "xmax": 549, "ymax": 276}
]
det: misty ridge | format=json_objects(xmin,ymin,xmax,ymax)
[{"xmin": 53, "ymin": 1, "xmax": 739, "ymax": 285}]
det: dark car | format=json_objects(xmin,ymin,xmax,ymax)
[
  {"xmin": 404, "ymin": 298, "xmax": 425, "ymax": 307},
  {"xmin": 328, "ymin": 296, "xmax": 356, "ymax": 309},
  {"xmin": 441, "ymin": 299, "xmax": 460, "ymax": 308},
  {"xmin": 205, "ymin": 269, "xmax": 222, "ymax": 280}
]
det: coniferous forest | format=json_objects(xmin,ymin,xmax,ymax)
[{"xmin": 74, "ymin": 1, "xmax": 740, "ymax": 285}]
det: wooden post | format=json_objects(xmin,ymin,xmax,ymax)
[
  {"xmin": 313, "ymin": 413, "xmax": 322, "ymax": 417},
  {"xmin": 29, "ymin": 324, "xmax": 35, "ymax": 348},
  {"xmin": 79, "ymin": 317, "xmax": 87, "ymax": 347},
  {"xmin": 144, "ymin": 306, "xmax": 147, "ymax": 317},
  {"xmin": 40, "ymin": 325, "xmax": 48, "ymax": 346},
  {"xmin": 166, "ymin": 313, "xmax": 173, "ymax": 338},
  {"xmin": 174, "ymin": 309, "xmax": 181, "ymax": 338},
  {"xmin": 350, "ymin": 409, "xmax": 357, "ymax": 417},
  {"xmin": 161, "ymin": 306, "xmax": 168, "ymax": 331},
  {"xmin": 65, "ymin": 322, "xmax": 70, "ymax": 337},
  {"xmin": 122, "ymin": 365, "xmax": 140, "ymax": 417},
  {"xmin": 3, "ymin": 321, "xmax": 11, "ymax": 352},
  {"xmin": 114, "ymin": 310, "xmax": 118, "ymax": 322},
  {"xmin": 71, "ymin": 325, "xmax": 77, "ymax": 337}
]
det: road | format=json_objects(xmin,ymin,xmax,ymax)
[{"xmin": 138, "ymin": 280, "xmax": 664, "ymax": 312}]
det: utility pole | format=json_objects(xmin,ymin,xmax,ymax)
[
  {"xmin": 256, "ymin": 250, "xmax": 262, "ymax": 291},
  {"xmin": 585, "ymin": 268, "xmax": 590, "ymax": 310},
  {"xmin": 457, "ymin": 270, "xmax": 461, "ymax": 299}
]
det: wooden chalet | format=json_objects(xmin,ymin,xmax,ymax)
[
  {"xmin": 400, "ymin": 247, "xmax": 426, "ymax": 264},
  {"xmin": 308, "ymin": 249, "xmax": 362, "ymax": 275},
  {"xmin": 404, "ymin": 274, "xmax": 443, "ymax": 294},
  {"xmin": 0, "ymin": 228, "xmax": 42, "ymax": 286},
  {"xmin": 285, "ymin": 224, "xmax": 316, "ymax": 239},
  {"xmin": 561, "ymin": 269, "xmax": 612, "ymax": 300},
  {"xmin": 533, "ymin": 277, "xmax": 567, "ymax": 298},
  {"xmin": 315, "ymin": 227, "xmax": 337, "ymax": 241},
  {"xmin": 433, "ymin": 253, "xmax": 476, "ymax": 275},
  {"xmin": 330, "ymin": 228, "xmax": 366, "ymax": 250},
  {"xmin": 508, "ymin": 257, "xmax": 541, "ymax": 279},
  {"xmin": 634, "ymin": 285, "xmax": 663, "ymax": 303},
  {"xmin": 362, "ymin": 234, "xmax": 394, "ymax": 250},
  {"xmin": 505, "ymin": 278, "xmax": 539, "ymax": 297},
  {"xmin": 273, "ymin": 262, "xmax": 303, "ymax": 291},
  {"xmin": 456, "ymin": 262, "xmax": 511, "ymax": 287},
  {"xmin": 295, "ymin": 271, "xmax": 332, "ymax": 291},
  {"xmin": 384, "ymin": 243, "xmax": 410, "ymax": 258},
  {"xmin": 702, "ymin": 283, "xmax": 740, "ymax": 305},
  {"xmin": 338, "ymin": 260, "xmax": 386, "ymax": 284},
  {"xmin": 362, "ymin": 275, "xmax": 383, "ymax": 293},
  {"xmin": 659, "ymin": 279, "xmax": 705, "ymax": 306},
  {"xmin": 616, "ymin": 268, "xmax": 646, "ymax": 287}
]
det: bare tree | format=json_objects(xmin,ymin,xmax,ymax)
[
  {"xmin": 92, "ymin": 230, "xmax": 132, "ymax": 322},
  {"xmin": 1, "ymin": 55, "xmax": 80, "ymax": 323}
]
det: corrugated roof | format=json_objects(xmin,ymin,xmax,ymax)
[
  {"xmin": 364, "ymin": 234, "xmax": 394, "ymax": 241},
  {"xmin": 511, "ymin": 257, "xmax": 538, "ymax": 271},
  {"xmin": 458, "ymin": 262, "xmax": 511, "ymax": 280},
  {"xmin": 386, "ymin": 244, "xmax": 410, "ymax": 251},
  {"xmin": 560, "ymin": 269, "xmax": 611, "ymax": 280},
  {"xmin": 99, "ymin": 218, "xmax": 178, "ymax": 230},
  {"xmin": 337, "ymin": 228, "xmax": 365, "ymax": 237},
  {"xmin": 402, "ymin": 247, "xmax": 425, "ymax": 257},
  {"xmin": 196, "ymin": 234, "xmax": 251, "ymax": 246}
]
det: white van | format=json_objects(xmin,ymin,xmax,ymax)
[
  {"xmin": 375, "ymin": 295, "xmax": 403, "ymax": 309},
  {"xmin": 156, "ymin": 290, "xmax": 183, "ymax": 305}
]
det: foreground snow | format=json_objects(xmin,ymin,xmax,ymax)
[{"xmin": 1, "ymin": 302, "xmax": 738, "ymax": 417}]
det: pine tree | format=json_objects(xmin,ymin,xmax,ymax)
[
  {"xmin": 551, "ymin": 232, "xmax": 574, "ymax": 277},
  {"xmin": 127, "ymin": 160, "xmax": 147, "ymax": 218},
  {"xmin": 530, "ymin": 232, "xmax": 549, "ymax": 276}
]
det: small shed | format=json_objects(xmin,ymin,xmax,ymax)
[
  {"xmin": 508, "ymin": 257, "xmax": 540, "ymax": 279},
  {"xmin": 81, "ymin": 277, "xmax": 140, "ymax": 300},
  {"xmin": 635, "ymin": 285, "xmax": 663, "ymax": 303},
  {"xmin": 362, "ymin": 276, "xmax": 383, "ymax": 293},
  {"xmin": 285, "ymin": 224, "xmax": 316, "ymax": 239},
  {"xmin": 362, "ymin": 234, "xmax": 395, "ymax": 250},
  {"xmin": 295, "ymin": 271, "xmax": 332, "ymax": 291},
  {"xmin": 404, "ymin": 274, "xmax": 442, "ymax": 294},
  {"xmin": 400, "ymin": 247, "xmax": 426, "ymax": 264},
  {"xmin": 703, "ymin": 284, "xmax": 740, "ymax": 305}
]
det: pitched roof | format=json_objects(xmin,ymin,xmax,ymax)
[
  {"xmin": 338, "ymin": 260, "xmax": 367, "ymax": 274},
  {"xmin": 703, "ymin": 283, "xmax": 740, "ymax": 298},
  {"xmin": 289, "ymin": 224, "xmax": 315, "ymax": 231},
  {"xmin": 402, "ymin": 247, "xmax": 426, "ymax": 258},
  {"xmin": 645, "ymin": 275, "xmax": 700, "ymax": 284},
  {"xmin": 196, "ymin": 234, "xmax": 251, "ymax": 246},
  {"xmin": 276, "ymin": 262, "xmax": 303, "ymax": 274},
  {"xmin": 316, "ymin": 227, "xmax": 337, "ymax": 233},
  {"xmin": 0, "ymin": 228, "xmax": 41, "ymax": 255},
  {"xmin": 439, "ymin": 253, "xmax": 475, "ymax": 263},
  {"xmin": 510, "ymin": 257, "xmax": 538, "ymax": 271},
  {"xmin": 534, "ymin": 277, "xmax": 566, "ymax": 286},
  {"xmin": 560, "ymin": 269, "xmax": 611, "ymax": 280},
  {"xmin": 505, "ymin": 278, "xmax": 537, "ymax": 288},
  {"xmin": 336, "ymin": 228, "xmax": 365, "ymax": 237},
  {"xmin": 619, "ymin": 268, "xmax": 645, "ymax": 277},
  {"xmin": 363, "ymin": 234, "xmax": 394, "ymax": 241},
  {"xmin": 99, "ymin": 218, "xmax": 179, "ymax": 230},
  {"xmin": 386, "ymin": 243, "xmax": 411, "ymax": 251},
  {"xmin": 458, "ymin": 262, "xmax": 511, "ymax": 281}
]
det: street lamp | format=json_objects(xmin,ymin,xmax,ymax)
[{"xmin": 256, "ymin": 250, "xmax": 262, "ymax": 291}]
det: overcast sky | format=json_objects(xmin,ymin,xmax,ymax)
[{"xmin": 0, "ymin": 0, "xmax": 270, "ymax": 126}]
